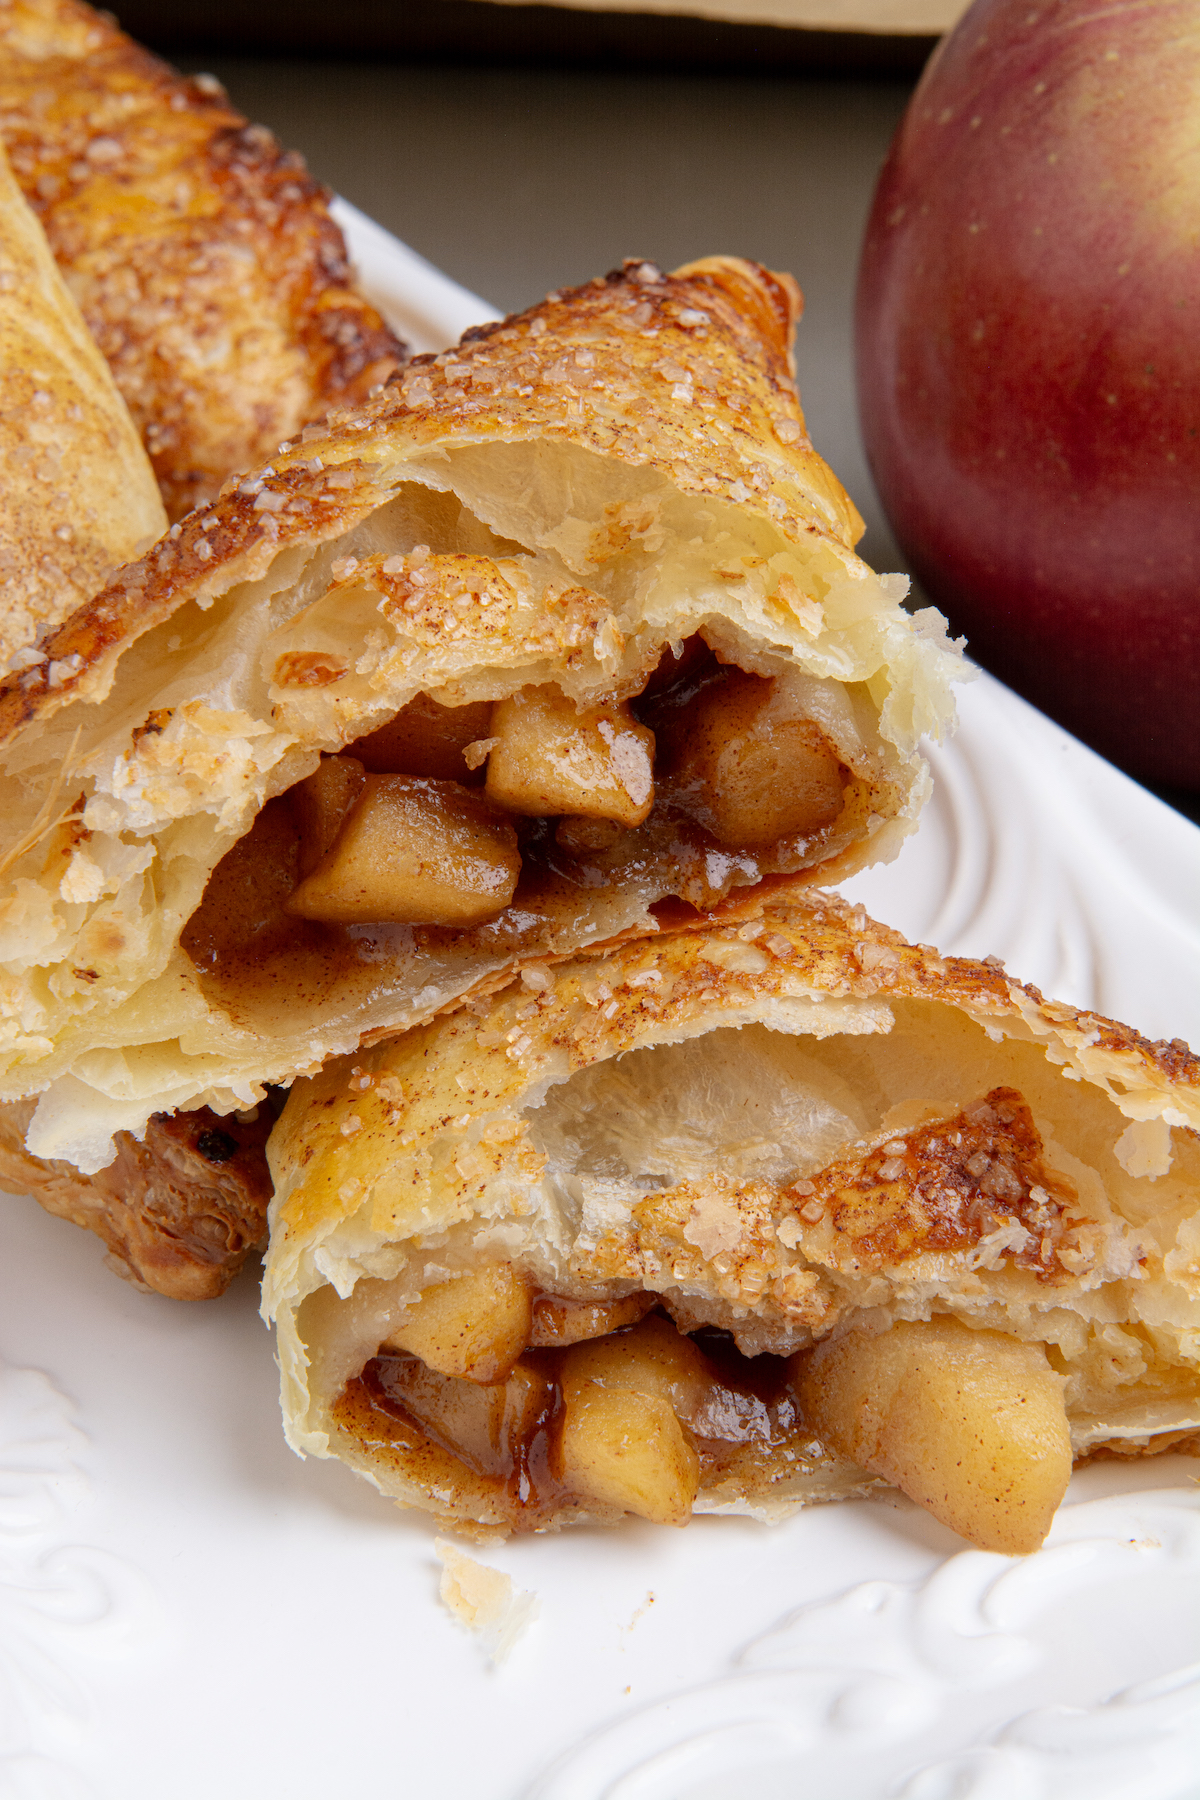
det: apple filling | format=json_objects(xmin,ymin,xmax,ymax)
[
  {"xmin": 331, "ymin": 1276, "xmax": 1071, "ymax": 1550},
  {"xmin": 180, "ymin": 636, "xmax": 859, "ymax": 988}
]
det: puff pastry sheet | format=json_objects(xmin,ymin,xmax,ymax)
[
  {"xmin": 264, "ymin": 893, "xmax": 1200, "ymax": 1536},
  {"xmin": 0, "ymin": 255, "xmax": 962, "ymax": 1170}
]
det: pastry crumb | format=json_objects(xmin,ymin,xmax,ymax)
[{"xmin": 434, "ymin": 1539, "xmax": 538, "ymax": 1664}]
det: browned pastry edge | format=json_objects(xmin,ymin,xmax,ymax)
[
  {"xmin": 0, "ymin": 247, "xmax": 862, "ymax": 746},
  {"xmin": 0, "ymin": 1094, "xmax": 273, "ymax": 1298},
  {"xmin": 661, "ymin": 887, "xmax": 1200, "ymax": 1088},
  {"xmin": 421, "ymin": 881, "xmax": 1200, "ymax": 1098}
]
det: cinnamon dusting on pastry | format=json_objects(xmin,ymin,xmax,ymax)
[{"xmin": 787, "ymin": 1088, "xmax": 1084, "ymax": 1280}]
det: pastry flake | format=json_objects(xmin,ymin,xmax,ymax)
[{"xmin": 434, "ymin": 1538, "xmax": 537, "ymax": 1664}]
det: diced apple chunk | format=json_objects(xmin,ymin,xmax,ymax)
[
  {"xmin": 562, "ymin": 1312, "xmax": 714, "ymax": 1421},
  {"xmin": 381, "ymin": 1263, "xmax": 534, "ymax": 1384},
  {"xmin": 485, "ymin": 685, "xmax": 655, "ymax": 827},
  {"xmin": 796, "ymin": 1316, "xmax": 1072, "ymax": 1554},
  {"xmin": 557, "ymin": 1385, "xmax": 700, "ymax": 1525},
  {"xmin": 284, "ymin": 774, "xmax": 520, "ymax": 927},
  {"xmin": 671, "ymin": 668, "xmax": 846, "ymax": 848},
  {"xmin": 290, "ymin": 755, "xmax": 366, "ymax": 878},
  {"xmin": 351, "ymin": 695, "xmax": 495, "ymax": 782},
  {"xmin": 530, "ymin": 1291, "xmax": 657, "ymax": 1348},
  {"xmin": 554, "ymin": 1314, "xmax": 711, "ymax": 1523}
]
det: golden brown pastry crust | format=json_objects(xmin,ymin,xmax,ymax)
[
  {"xmin": 0, "ymin": 0, "xmax": 405, "ymax": 518},
  {"xmin": 0, "ymin": 139, "xmax": 165, "ymax": 665},
  {"xmin": 0, "ymin": 257, "xmax": 963, "ymax": 1170},
  {"xmin": 0, "ymin": 255, "xmax": 902, "ymax": 739},
  {"xmin": 264, "ymin": 892, "xmax": 1200, "ymax": 1536}
]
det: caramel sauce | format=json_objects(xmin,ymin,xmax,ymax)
[
  {"xmin": 333, "ymin": 1311, "xmax": 812, "ymax": 1533},
  {"xmin": 629, "ymin": 635, "xmax": 726, "ymax": 752},
  {"xmin": 352, "ymin": 695, "xmax": 493, "ymax": 784}
]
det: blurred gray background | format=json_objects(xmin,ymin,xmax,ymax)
[{"xmin": 180, "ymin": 60, "xmax": 916, "ymax": 583}]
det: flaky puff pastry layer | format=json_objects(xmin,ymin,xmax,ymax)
[
  {"xmin": 0, "ymin": 0, "xmax": 404, "ymax": 518},
  {"xmin": 264, "ymin": 893, "xmax": 1200, "ymax": 1539},
  {"xmin": 0, "ymin": 257, "xmax": 963, "ymax": 1172},
  {"xmin": 0, "ymin": 141, "xmax": 164, "ymax": 668}
]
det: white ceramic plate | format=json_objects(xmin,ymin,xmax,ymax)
[{"xmin": 2, "ymin": 211, "xmax": 1199, "ymax": 1800}]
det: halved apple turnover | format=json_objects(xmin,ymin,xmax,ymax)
[
  {"xmin": 265, "ymin": 895, "xmax": 1199, "ymax": 1552},
  {"xmin": 0, "ymin": 255, "xmax": 963, "ymax": 1173}
]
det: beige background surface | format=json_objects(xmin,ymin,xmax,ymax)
[{"xmin": 481, "ymin": 0, "xmax": 966, "ymax": 34}]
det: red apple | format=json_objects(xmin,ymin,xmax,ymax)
[{"xmin": 856, "ymin": 0, "xmax": 1200, "ymax": 788}]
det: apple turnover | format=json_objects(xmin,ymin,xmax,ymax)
[
  {"xmin": 0, "ymin": 0, "xmax": 404, "ymax": 518},
  {"xmin": 264, "ymin": 894, "xmax": 1199, "ymax": 1552},
  {"xmin": 0, "ymin": 255, "xmax": 963, "ymax": 1174}
]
